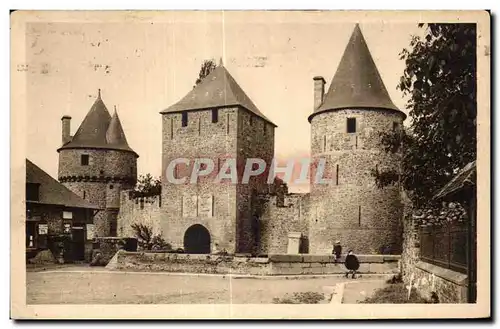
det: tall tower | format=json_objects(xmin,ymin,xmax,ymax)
[
  {"xmin": 57, "ymin": 90, "xmax": 138, "ymax": 237},
  {"xmin": 160, "ymin": 62, "xmax": 276, "ymax": 254},
  {"xmin": 308, "ymin": 25, "xmax": 406, "ymax": 254}
]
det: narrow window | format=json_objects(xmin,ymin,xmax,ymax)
[
  {"xmin": 226, "ymin": 113, "xmax": 230, "ymax": 134},
  {"xmin": 323, "ymin": 136, "xmax": 327, "ymax": 152},
  {"xmin": 393, "ymin": 122, "xmax": 399, "ymax": 131},
  {"xmin": 109, "ymin": 184, "xmax": 114, "ymax": 190},
  {"xmin": 181, "ymin": 112, "xmax": 188, "ymax": 127},
  {"xmin": 263, "ymin": 123, "xmax": 266, "ymax": 136},
  {"xmin": 336, "ymin": 164, "xmax": 339, "ymax": 185},
  {"xmin": 140, "ymin": 199, "xmax": 144, "ymax": 210},
  {"xmin": 83, "ymin": 191, "xmax": 86, "ymax": 199},
  {"xmin": 81, "ymin": 154, "xmax": 89, "ymax": 166},
  {"xmin": 249, "ymin": 115, "xmax": 253, "ymax": 126},
  {"xmin": 375, "ymin": 164, "xmax": 379, "ymax": 173},
  {"xmin": 355, "ymin": 135, "xmax": 358, "ymax": 148},
  {"xmin": 158, "ymin": 195, "xmax": 162, "ymax": 208},
  {"xmin": 198, "ymin": 118, "xmax": 201, "ymax": 135},
  {"xmin": 358, "ymin": 206, "xmax": 361, "ymax": 226},
  {"xmin": 347, "ymin": 118, "xmax": 356, "ymax": 133},
  {"xmin": 99, "ymin": 170, "xmax": 104, "ymax": 175},
  {"xmin": 212, "ymin": 109, "xmax": 219, "ymax": 123},
  {"xmin": 170, "ymin": 117, "xmax": 174, "ymax": 138}
]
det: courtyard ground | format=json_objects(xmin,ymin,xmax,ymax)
[{"xmin": 26, "ymin": 266, "xmax": 390, "ymax": 304}]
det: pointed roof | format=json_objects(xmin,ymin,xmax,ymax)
[
  {"xmin": 26, "ymin": 159, "xmax": 99, "ymax": 209},
  {"xmin": 161, "ymin": 64, "xmax": 276, "ymax": 126},
  {"xmin": 105, "ymin": 107, "xmax": 135, "ymax": 153},
  {"xmin": 58, "ymin": 90, "xmax": 138, "ymax": 157},
  {"xmin": 309, "ymin": 24, "xmax": 404, "ymax": 122}
]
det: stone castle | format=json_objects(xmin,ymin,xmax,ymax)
[{"xmin": 57, "ymin": 24, "xmax": 406, "ymax": 255}]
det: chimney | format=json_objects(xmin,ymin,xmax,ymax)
[
  {"xmin": 61, "ymin": 115, "xmax": 72, "ymax": 144},
  {"xmin": 313, "ymin": 76, "xmax": 326, "ymax": 110}
]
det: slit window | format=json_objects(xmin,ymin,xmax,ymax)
[
  {"xmin": 393, "ymin": 122, "xmax": 399, "ymax": 131},
  {"xmin": 81, "ymin": 154, "xmax": 89, "ymax": 166},
  {"xmin": 181, "ymin": 112, "xmax": 188, "ymax": 127},
  {"xmin": 336, "ymin": 164, "xmax": 339, "ymax": 185},
  {"xmin": 212, "ymin": 109, "xmax": 219, "ymax": 123},
  {"xmin": 347, "ymin": 118, "xmax": 356, "ymax": 133}
]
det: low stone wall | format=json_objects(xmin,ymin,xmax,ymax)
[
  {"xmin": 409, "ymin": 261, "xmax": 468, "ymax": 303},
  {"xmin": 112, "ymin": 251, "xmax": 400, "ymax": 276}
]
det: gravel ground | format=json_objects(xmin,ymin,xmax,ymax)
[{"xmin": 26, "ymin": 269, "xmax": 383, "ymax": 304}]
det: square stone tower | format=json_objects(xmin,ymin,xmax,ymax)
[{"xmin": 160, "ymin": 62, "xmax": 276, "ymax": 254}]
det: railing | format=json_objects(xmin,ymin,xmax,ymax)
[{"xmin": 419, "ymin": 221, "xmax": 468, "ymax": 274}]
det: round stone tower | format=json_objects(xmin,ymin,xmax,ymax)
[
  {"xmin": 57, "ymin": 90, "xmax": 138, "ymax": 237},
  {"xmin": 308, "ymin": 24, "xmax": 406, "ymax": 254}
]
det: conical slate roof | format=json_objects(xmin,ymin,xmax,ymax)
[
  {"xmin": 58, "ymin": 91, "xmax": 138, "ymax": 156},
  {"xmin": 105, "ymin": 107, "xmax": 135, "ymax": 153},
  {"xmin": 309, "ymin": 24, "xmax": 404, "ymax": 122},
  {"xmin": 161, "ymin": 64, "xmax": 276, "ymax": 126}
]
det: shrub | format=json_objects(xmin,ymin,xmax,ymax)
[
  {"xmin": 273, "ymin": 292, "xmax": 325, "ymax": 304},
  {"xmin": 131, "ymin": 223, "xmax": 171, "ymax": 251},
  {"xmin": 360, "ymin": 283, "xmax": 428, "ymax": 304}
]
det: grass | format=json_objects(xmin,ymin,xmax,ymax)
[
  {"xmin": 272, "ymin": 291, "xmax": 325, "ymax": 304},
  {"xmin": 360, "ymin": 283, "xmax": 429, "ymax": 304}
]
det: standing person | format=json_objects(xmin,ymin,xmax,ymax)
[
  {"xmin": 344, "ymin": 250, "xmax": 360, "ymax": 279},
  {"xmin": 332, "ymin": 240, "xmax": 342, "ymax": 262}
]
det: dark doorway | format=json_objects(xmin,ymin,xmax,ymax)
[
  {"xmin": 71, "ymin": 226, "xmax": 85, "ymax": 261},
  {"xmin": 183, "ymin": 224, "xmax": 211, "ymax": 254}
]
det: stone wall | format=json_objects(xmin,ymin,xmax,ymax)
[
  {"xmin": 236, "ymin": 109, "xmax": 275, "ymax": 253},
  {"xmin": 309, "ymin": 108, "xmax": 405, "ymax": 254},
  {"xmin": 117, "ymin": 192, "xmax": 163, "ymax": 238},
  {"xmin": 161, "ymin": 107, "xmax": 239, "ymax": 253},
  {"xmin": 160, "ymin": 106, "xmax": 274, "ymax": 254},
  {"xmin": 112, "ymin": 251, "xmax": 400, "ymax": 276},
  {"xmin": 400, "ymin": 191, "xmax": 469, "ymax": 303},
  {"xmin": 260, "ymin": 194, "xmax": 310, "ymax": 254},
  {"xmin": 58, "ymin": 148, "xmax": 137, "ymax": 237}
]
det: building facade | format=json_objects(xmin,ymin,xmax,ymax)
[
  {"xmin": 159, "ymin": 63, "xmax": 276, "ymax": 254},
  {"xmin": 307, "ymin": 24, "xmax": 406, "ymax": 254},
  {"xmin": 56, "ymin": 24, "xmax": 405, "ymax": 256},
  {"xmin": 26, "ymin": 159, "xmax": 99, "ymax": 262},
  {"xmin": 57, "ymin": 90, "xmax": 138, "ymax": 238}
]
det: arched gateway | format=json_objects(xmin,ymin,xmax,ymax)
[{"xmin": 183, "ymin": 224, "xmax": 211, "ymax": 254}]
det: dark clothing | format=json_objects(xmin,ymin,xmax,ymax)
[
  {"xmin": 345, "ymin": 254, "xmax": 360, "ymax": 278},
  {"xmin": 333, "ymin": 245, "xmax": 342, "ymax": 259},
  {"xmin": 345, "ymin": 254, "xmax": 360, "ymax": 271}
]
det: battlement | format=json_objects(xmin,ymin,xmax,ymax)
[{"xmin": 117, "ymin": 190, "xmax": 162, "ymax": 238}]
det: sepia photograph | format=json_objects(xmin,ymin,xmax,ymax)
[{"xmin": 10, "ymin": 10, "xmax": 490, "ymax": 319}]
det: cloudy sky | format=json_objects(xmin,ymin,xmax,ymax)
[{"xmin": 25, "ymin": 11, "xmax": 423, "ymax": 192}]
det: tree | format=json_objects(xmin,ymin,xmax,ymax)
[
  {"xmin": 374, "ymin": 24, "xmax": 477, "ymax": 207},
  {"xmin": 194, "ymin": 59, "xmax": 216, "ymax": 87},
  {"xmin": 131, "ymin": 223, "xmax": 172, "ymax": 251},
  {"xmin": 134, "ymin": 174, "xmax": 161, "ymax": 197}
]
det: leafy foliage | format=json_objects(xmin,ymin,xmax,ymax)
[
  {"xmin": 374, "ymin": 24, "xmax": 477, "ymax": 207},
  {"xmin": 131, "ymin": 223, "xmax": 171, "ymax": 251},
  {"xmin": 134, "ymin": 174, "xmax": 161, "ymax": 197},
  {"xmin": 195, "ymin": 59, "xmax": 216, "ymax": 86}
]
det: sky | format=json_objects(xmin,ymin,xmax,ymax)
[{"xmin": 25, "ymin": 11, "xmax": 423, "ymax": 192}]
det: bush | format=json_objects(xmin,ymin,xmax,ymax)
[
  {"xmin": 273, "ymin": 292, "xmax": 325, "ymax": 304},
  {"xmin": 131, "ymin": 223, "xmax": 171, "ymax": 251},
  {"xmin": 360, "ymin": 283, "xmax": 428, "ymax": 304}
]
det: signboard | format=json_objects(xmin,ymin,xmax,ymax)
[
  {"xmin": 63, "ymin": 211, "xmax": 73, "ymax": 219},
  {"xmin": 38, "ymin": 223, "xmax": 48, "ymax": 235},
  {"xmin": 198, "ymin": 195, "xmax": 213, "ymax": 218},
  {"xmin": 182, "ymin": 195, "xmax": 198, "ymax": 218},
  {"xmin": 86, "ymin": 224, "xmax": 95, "ymax": 240}
]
